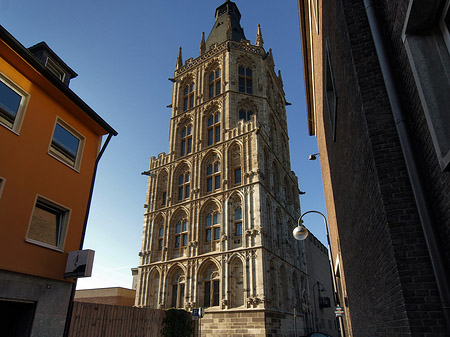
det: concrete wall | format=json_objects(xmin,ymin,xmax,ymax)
[{"xmin": 0, "ymin": 269, "xmax": 72, "ymax": 337}]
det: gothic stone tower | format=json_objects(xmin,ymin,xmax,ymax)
[{"xmin": 136, "ymin": 2, "xmax": 309, "ymax": 335}]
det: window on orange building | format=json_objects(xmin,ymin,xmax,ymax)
[{"xmin": 0, "ymin": 76, "xmax": 28, "ymax": 132}]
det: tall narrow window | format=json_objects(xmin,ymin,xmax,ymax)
[
  {"xmin": 201, "ymin": 264, "xmax": 220, "ymax": 308},
  {"xmin": 178, "ymin": 171, "xmax": 190, "ymax": 201},
  {"xmin": 205, "ymin": 212, "xmax": 221, "ymax": 243},
  {"xmin": 207, "ymin": 113, "xmax": 220, "ymax": 146},
  {"xmin": 157, "ymin": 226, "xmax": 164, "ymax": 251},
  {"xmin": 168, "ymin": 269, "xmax": 185, "ymax": 308},
  {"xmin": 206, "ymin": 161, "xmax": 221, "ymax": 192},
  {"xmin": 234, "ymin": 206, "xmax": 242, "ymax": 237},
  {"xmin": 183, "ymin": 83, "xmax": 194, "ymax": 111},
  {"xmin": 180, "ymin": 125, "xmax": 192, "ymax": 157},
  {"xmin": 175, "ymin": 219, "xmax": 188, "ymax": 248},
  {"xmin": 234, "ymin": 167, "xmax": 242, "ymax": 184},
  {"xmin": 238, "ymin": 109, "xmax": 253, "ymax": 122},
  {"xmin": 208, "ymin": 68, "xmax": 221, "ymax": 99},
  {"xmin": 238, "ymin": 66, "xmax": 253, "ymax": 94}
]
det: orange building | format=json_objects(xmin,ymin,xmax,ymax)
[{"xmin": 0, "ymin": 25, "xmax": 116, "ymax": 336}]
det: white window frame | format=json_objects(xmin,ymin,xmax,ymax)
[
  {"xmin": 0, "ymin": 73, "xmax": 29, "ymax": 134},
  {"xmin": 48, "ymin": 118, "xmax": 85, "ymax": 171},
  {"xmin": 45, "ymin": 58, "xmax": 66, "ymax": 82},
  {"xmin": 25, "ymin": 195, "xmax": 71, "ymax": 252}
]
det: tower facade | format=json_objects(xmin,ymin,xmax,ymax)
[{"xmin": 136, "ymin": 2, "xmax": 308, "ymax": 335}]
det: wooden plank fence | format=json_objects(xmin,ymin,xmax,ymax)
[{"xmin": 69, "ymin": 302, "xmax": 165, "ymax": 337}]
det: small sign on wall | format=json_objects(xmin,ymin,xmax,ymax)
[{"xmin": 64, "ymin": 249, "xmax": 95, "ymax": 278}]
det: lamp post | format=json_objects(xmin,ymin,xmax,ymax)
[{"xmin": 293, "ymin": 210, "xmax": 342, "ymax": 336}]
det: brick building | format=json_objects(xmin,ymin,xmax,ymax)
[{"xmin": 298, "ymin": 0, "xmax": 450, "ymax": 336}]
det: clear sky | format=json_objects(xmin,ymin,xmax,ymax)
[{"xmin": 1, "ymin": 0, "xmax": 327, "ymax": 290}]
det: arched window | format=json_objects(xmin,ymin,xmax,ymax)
[
  {"xmin": 208, "ymin": 68, "xmax": 221, "ymax": 99},
  {"xmin": 230, "ymin": 258, "xmax": 244, "ymax": 308},
  {"xmin": 238, "ymin": 109, "xmax": 253, "ymax": 122},
  {"xmin": 180, "ymin": 125, "xmax": 192, "ymax": 157},
  {"xmin": 157, "ymin": 170, "xmax": 168, "ymax": 208},
  {"xmin": 207, "ymin": 112, "xmax": 220, "ymax": 146},
  {"xmin": 205, "ymin": 211, "xmax": 221, "ymax": 244},
  {"xmin": 148, "ymin": 269, "xmax": 160, "ymax": 308},
  {"xmin": 168, "ymin": 267, "xmax": 185, "ymax": 308},
  {"xmin": 178, "ymin": 171, "xmax": 190, "ymax": 201},
  {"xmin": 175, "ymin": 219, "xmax": 188, "ymax": 249},
  {"xmin": 206, "ymin": 161, "xmax": 221, "ymax": 192},
  {"xmin": 230, "ymin": 144, "xmax": 241, "ymax": 185},
  {"xmin": 238, "ymin": 66, "xmax": 252, "ymax": 94},
  {"xmin": 183, "ymin": 83, "xmax": 194, "ymax": 111},
  {"xmin": 199, "ymin": 263, "xmax": 220, "ymax": 308}
]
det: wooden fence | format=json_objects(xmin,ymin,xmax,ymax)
[{"xmin": 69, "ymin": 302, "xmax": 165, "ymax": 337}]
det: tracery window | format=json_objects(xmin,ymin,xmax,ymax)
[
  {"xmin": 230, "ymin": 144, "xmax": 242, "ymax": 185},
  {"xmin": 180, "ymin": 125, "xmax": 192, "ymax": 157},
  {"xmin": 206, "ymin": 161, "xmax": 221, "ymax": 192},
  {"xmin": 238, "ymin": 109, "xmax": 253, "ymax": 122},
  {"xmin": 168, "ymin": 268, "xmax": 185, "ymax": 308},
  {"xmin": 205, "ymin": 211, "xmax": 221, "ymax": 243},
  {"xmin": 178, "ymin": 171, "xmax": 190, "ymax": 201},
  {"xmin": 207, "ymin": 112, "xmax": 220, "ymax": 146},
  {"xmin": 175, "ymin": 219, "xmax": 188, "ymax": 248},
  {"xmin": 157, "ymin": 225, "xmax": 164, "ymax": 251},
  {"xmin": 200, "ymin": 263, "xmax": 220, "ymax": 308},
  {"xmin": 234, "ymin": 206, "xmax": 243, "ymax": 237},
  {"xmin": 183, "ymin": 83, "xmax": 194, "ymax": 111},
  {"xmin": 238, "ymin": 66, "xmax": 252, "ymax": 94},
  {"xmin": 208, "ymin": 68, "xmax": 221, "ymax": 99}
]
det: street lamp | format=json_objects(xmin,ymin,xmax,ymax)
[{"xmin": 293, "ymin": 210, "xmax": 343, "ymax": 336}]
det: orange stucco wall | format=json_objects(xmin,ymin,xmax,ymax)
[{"xmin": 0, "ymin": 39, "xmax": 107, "ymax": 282}]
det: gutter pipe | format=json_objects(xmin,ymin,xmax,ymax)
[
  {"xmin": 63, "ymin": 132, "xmax": 115, "ymax": 337},
  {"xmin": 363, "ymin": 0, "xmax": 450, "ymax": 332}
]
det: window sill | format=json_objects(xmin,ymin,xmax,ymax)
[
  {"xmin": 25, "ymin": 238, "xmax": 64, "ymax": 252},
  {"xmin": 48, "ymin": 152, "xmax": 81, "ymax": 173}
]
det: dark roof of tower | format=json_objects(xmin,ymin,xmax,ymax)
[{"xmin": 205, "ymin": 0, "xmax": 246, "ymax": 50}]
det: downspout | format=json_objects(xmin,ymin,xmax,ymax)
[
  {"xmin": 363, "ymin": 0, "xmax": 450, "ymax": 332},
  {"xmin": 63, "ymin": 132, "xmax": 115, "ymax": 337}
]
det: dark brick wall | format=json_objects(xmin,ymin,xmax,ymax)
[{"xmin": 320, "ymin": 0, "xmax": 450, "ymax": 336}]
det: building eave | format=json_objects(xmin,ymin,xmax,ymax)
[
  {"xmin": 298, "ymin": 0, "xmax": 316, "ymax": 136},
  {"xmin": 0, "ymin": 25, "xmax": 117, "ymax": 136}
]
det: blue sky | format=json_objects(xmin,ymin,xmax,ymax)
[{"xmin": 1, "ymin": 0, "xmax": 327, "ymax": 289}]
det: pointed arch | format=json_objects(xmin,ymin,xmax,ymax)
[
  {"xmin": 166, "ymin": 264, "xmax": 186, "ymax": 309},
  {"xmin": 156, "ymin": 168, "xmax": 169, "ymax": 209},
  {"xmin": 153, "ymin": 214, "xmax": 166, "ymax": 259},
  {"xmin": 237, "ymin": 98, "xmax": 257, "ymax": 123},
  {"xmin": 169, "ymin": 208, "xmax": 189, "ymax": 259},
  {"xmin": 147, "ymin": 268, "xmax": 161, "ymax": 308},
  {"xmin": 197, "ymin": 259, "xmax": 221, "ymax": 308},
  {"xmin": 228, "ymin": 141, "xmax": 243, "ymax": 186},
  {"xmin": 173, "ymin": 161, "xmax": 191, "ymax": 203},
  {"xmin": 228, "ymin": 192, "xmax": 243, "ymax": 248},
  {"xmin": 205, "ymin": 59, "xmax": 222, "ymax": 100},
  {"xmin": 202, "ymin": 150, "xmax": 222, "ymax": 195},
  {"xmin": 229, "ymin": 256, "xmax": 244, "ymax": 308},
  {"xmin": 179, "ymin": 73, "xmax": 195, "ymax": 112},
  {"xmin": 199, "ymin": 199, "xmax": 222, "ymax": 254}
]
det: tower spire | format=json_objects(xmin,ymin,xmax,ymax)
[
  {"xmin": 176, "ymin": 47, "xmax": 183, "ymax": 69},
  {"xmin": 256, "ymin": 23, "xmax": 264, "ymax": 47},
  {"xmin": 200, "ymin": 32, "xmax": 206, "ymax": 55},
  {"xmin": 205, "ymin": 1, "xmax": 246, "ymax": 50}
]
